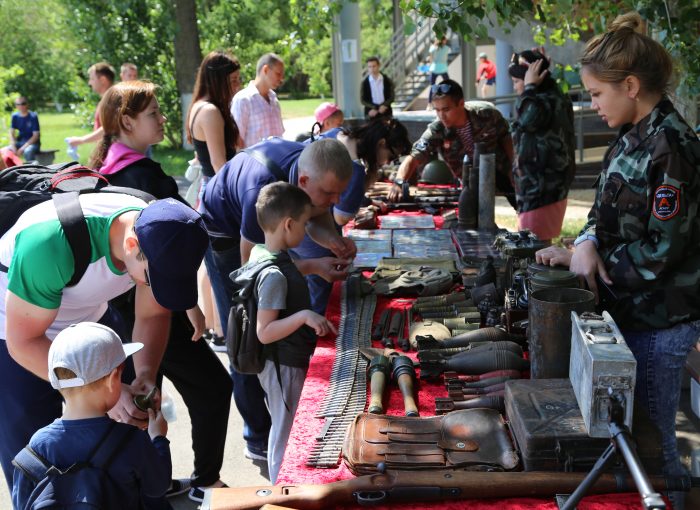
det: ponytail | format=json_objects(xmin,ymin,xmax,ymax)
[
  {"xmin": 88, "ymin": 134, "xmax": 114, "ymax": 170},
  {"xmin": 580, "ymin": 12, "xmax": 674, "ymax": 95}
]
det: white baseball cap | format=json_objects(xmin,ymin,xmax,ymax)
[{"xmin": 48, "ymin": 323, "xmax": 143, "ymax": 389}]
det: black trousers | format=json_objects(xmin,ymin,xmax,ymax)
[
  {"xmin": 114, "ymin": 293, "xmax": 233, "ymax": 487},
  {"xmin": 158, "ymin": 310, "xmax": 232, "ymax": 487}
]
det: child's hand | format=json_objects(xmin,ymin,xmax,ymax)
[
  {"xmin": 147, "ymin": 408, "xmax": 168, "ymax": 439},
  {"xmin": 303, "ymin": 311, "xmax": 338, "ymax": 337}
]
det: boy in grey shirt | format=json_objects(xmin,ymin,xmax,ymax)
[{"xmin": 231, "ymin": 182, "xmax": 337, "ymax": 482}]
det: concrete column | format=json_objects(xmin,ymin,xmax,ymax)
[
  {"xmin": 333, "ymin": 1, "xmax": 363, "ymax": 119},
  {"xmin": 460, "ymin": 39, "xmax": 476, "ymax": 100},
  {"xmin": 495, "ymin": 39, "xmax": 513, "ymax": 119}
]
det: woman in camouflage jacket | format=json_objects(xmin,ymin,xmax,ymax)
[
  {"xmin": 536, "ymin": 13, "xmax": 700, "ymax": 505},
  {"xmin": 509, "ymin": 50, "xmax": 576, "ymax": 243}
]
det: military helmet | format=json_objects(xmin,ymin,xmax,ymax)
[{"xmin": 419, "ymin": 159, "xmax": 454, "ymax": 185}]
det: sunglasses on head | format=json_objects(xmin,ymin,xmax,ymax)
[{"xmin": 430, "ymin": 82, "xmax": 455, "ymax": 96}]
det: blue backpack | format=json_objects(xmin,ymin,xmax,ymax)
[{"xmin": 12, "ymin": 421, "xmax": 137, "ymax": 509}]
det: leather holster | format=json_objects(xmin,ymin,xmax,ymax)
[{"xmin": 343, "ymin": 409, "xmax": 519, "ymax": 475}]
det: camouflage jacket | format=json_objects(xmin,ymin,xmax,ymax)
[
  {"xmin": 511, "ymin": 82, "xmax": 576, "ymax": 213},
  {"xmin": 579, "ymin": 99, "xmax": 700, "ymax": 330},
  {"xmin": 411, "ymin": 101, "xmax": 515, "ymax": 205}
]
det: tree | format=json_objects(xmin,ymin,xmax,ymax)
[
  {"xmin": 173, "ymin": 0, "xmax": 202, "ymax": 98},
  {"xmin": 0, "ymin": 0, "xmax": 79, "ymax": 108},
  {"xmin": 399, "ymin": 0, "xmax": 699, "ymax": 124},
  {"xmin": 60, "ymin": 0, "xmax": 181, "ymax": 145}
]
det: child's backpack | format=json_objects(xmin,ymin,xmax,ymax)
[
  {"xmin": 0, "ymin": 161, "xmax": 154, "ymax": 286},
  {"xmin": 227, "ymin": 256, "xmax": 280, "ymax": 374},
  {"xmin": 11, "ymin": 422, "xmax": 136, "ymax": 510}
]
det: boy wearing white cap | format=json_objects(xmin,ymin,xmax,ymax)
[{"xmin": 12, "ymin": 322, "xmax": 171, "ymax": 509}]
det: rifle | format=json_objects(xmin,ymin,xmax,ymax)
[{"xmin": 203, "ymin": 470, "xmax": 696, "ymax": 510}]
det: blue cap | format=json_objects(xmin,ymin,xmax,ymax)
[{"xmin": 135, "ymin": 198, "xmax": 208, "ymax": 311}]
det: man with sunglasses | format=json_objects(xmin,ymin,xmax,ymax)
[
  {"xmin": 0, "ymin": 196, "xmax": 209, "ymax": 490},
  {"xmin": 9, "ymin": 97, "xmax": 40, "ymax": 162},
  {"xmin": 387, "ymin": 79, "xmax": 516, "ymax": 208}
]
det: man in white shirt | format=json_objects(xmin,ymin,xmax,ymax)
[
  {"xmin": 360, "ymin": 56, "xmax": 394, "ymax": 119},
  {"xmin": 231, "ymin": 53, "xmax": 285, "ymax": 148}
]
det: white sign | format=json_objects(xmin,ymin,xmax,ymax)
[{"xmin": 341, "ymin": 39, "xmax": 357, "ymax": 63}]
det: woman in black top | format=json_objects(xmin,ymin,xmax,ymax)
[
  {"xmin": 186, "ymin": 51, "xmax": 240, "ymax": 189},
  {"xmin": 89, "ymin": 80, "xmax": 234, "ymax": 501}
]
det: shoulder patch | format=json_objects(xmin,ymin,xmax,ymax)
[{"xmin": 652, "ymin": 185, "xmax": 680, "ymax": 220}]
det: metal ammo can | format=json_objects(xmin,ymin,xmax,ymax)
[{"xmin": 569, "ymin": 311, "xmax": 636, "ymax": 438}]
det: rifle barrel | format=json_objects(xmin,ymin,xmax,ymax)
[{"xmin": 205, "ymin": 470, "xmax": 692, "ymax": 510}]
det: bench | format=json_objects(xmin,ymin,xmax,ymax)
[{"xmin": 34, "ymin": 149, "xmax": 58, "ymax": 165}]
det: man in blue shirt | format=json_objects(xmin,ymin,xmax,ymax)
[
  {"xmin": 9, "ymin": 97, "xmax": 40, "ymax": 162},
  {"xmin": 201, "ymin": 137, "xmax": 356, "ymax": 461}
]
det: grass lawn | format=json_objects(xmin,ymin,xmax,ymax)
[
  {"xmin": 279, "ymin": 97, "xmax": 322, "ymax": 119},
  {"xmin": 31, "ymin": 112, "xmax": 191, "ymax": 176},
  {"xmin": 24, "ymin": 97, "xmax": 319, "ymax": 176},
  {"xmin": 495, "ymin": 213, "xmax": 586, "ymax": 247}
]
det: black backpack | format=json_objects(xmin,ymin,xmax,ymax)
[
  {"xmin": 227, "ymin": 255, "xmax": 291, "ymax": 410},
  {"xmin": 0, "ymin": 162, "xmax": 154, "ymax": 286},
  {"xmin": 12, "ymin": 422, "xmax": 137, "ymax": 510},
  {"xmin": 227, "ymin": 257, "xmax": 279, "ymax": 375}
]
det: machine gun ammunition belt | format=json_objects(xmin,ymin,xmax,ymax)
[{"xmin": 308, "ymin": 275, "xmax": 376, "ymax": 468}]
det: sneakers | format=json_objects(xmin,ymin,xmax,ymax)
[
  {"xmin": 188, "ymin": 481, "xmax": 228, "ymax": 503},
  {"xmin": 165, "ymin": 478, "xmax": 191, "ymax": 498},
  {"xmin": 210, "ymin": 333, "xmax": 227, "ymax": 352},
  {"xmin": 244, "ymin": 446, "xmax": 268, "ymax": 462},
  {"xmin": 203, "ymin": 329, "xmax": 227, "ymax": 352}
]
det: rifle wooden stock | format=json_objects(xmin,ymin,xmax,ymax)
[{"xmin": 205, "ymin": 470, "xmax": 686, "ymax": 510}]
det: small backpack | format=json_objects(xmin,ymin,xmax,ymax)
[
  {"xmin": 227, "ymin": 257, "xmax": 279, "ymax": 374},
  {"xmin": 0, "ymin": 161, "xmax": 154, "ymax": 285},
  {"xmin": 12, "ymin": 422, "xmax": 136, "ymax": 510}
]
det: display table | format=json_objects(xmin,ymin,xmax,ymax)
[
  {"xmin": 275, "ymin": 209, "xmax": 645, "ymax": 508},
  {"xmin": 208, "ymin": 210, "xmax": 648, "ymax": 509}
]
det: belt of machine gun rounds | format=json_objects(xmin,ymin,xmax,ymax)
[{"xmin": 307, "ymin": 274, "xmax": 376, "ymax": 468}]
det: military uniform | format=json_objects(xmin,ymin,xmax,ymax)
[
  {"xmin": 580, "ymin": 98, "xmax": 700, "ymax": 331},
  {"xmin": 511, "ymin": 82, "xmax": 576, "ymax": 213},
  {"xmin": 411, "ymin": 101, "xmax": 515, "ymax": 206}
]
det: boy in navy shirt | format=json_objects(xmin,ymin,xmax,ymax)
[{"xmin": 12, "ymin": 323, "xmax": 171, "ymax": 509}]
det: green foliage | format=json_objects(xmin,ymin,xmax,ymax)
[
  {"xmin": 0, "ymin": 0, "xmax": 79, "ymax": 109},
  {"xmin": 360, "ymin": 0, "xmax": 393, "ymax": 63},
  {"xmin": 0, "ymin": 65, "xmax": 25, "ymax": 146},
  {"xmin": 60, "ymin": 0, "xmax": 181, "ymax": 146},
  {"xmin": 400, "ymin": 0, "xmax": 700, "ymax": 95}
]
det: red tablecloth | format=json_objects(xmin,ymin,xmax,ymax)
[{"xmin": 277, "ymin": 210, "xmax": 644, "ymax": 509}]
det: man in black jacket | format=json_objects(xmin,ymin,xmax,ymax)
[{"xmin": 361, "ymin": 57, "xmax": 394, "ymax": 119}]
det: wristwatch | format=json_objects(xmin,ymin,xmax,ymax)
[
  {"xmin": 393, "ymin": 178, "xmax": 405, "ymax": 187},
  {"xmin": 573, "ymin": 233, "xmax": 599, "ymax": 248}
]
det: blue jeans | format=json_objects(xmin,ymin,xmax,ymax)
[
  {"xmin": 428, "ymin": 72, "xmax": 450, "ymax": 103},
  {"xmin": 205, "ymin": 237, "xmax": 272, "ymax": 454},
  {"xmin": 623, "ymin": 320, "xmax": 700, "ymax": 483},
  {"xmin": 15, "ymin": 142, "xmax": 39, "ymax": 162}
]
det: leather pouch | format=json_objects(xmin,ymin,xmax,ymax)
[{"xmin": 343, "ymin": 409, "xmax": 519, "ymax": 475}]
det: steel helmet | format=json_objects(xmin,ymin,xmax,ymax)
[{"xmin": 419, "ymin": 159, "xmax": 454, "ymax": 185}]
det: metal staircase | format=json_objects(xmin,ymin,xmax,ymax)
[
  {"xmin": 384, "ymin": 15, "xmax": 433, "ymax": 111},
  {"xmin": 363, "ymin": 14, "xmax": 458, "ymax": 112}
]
